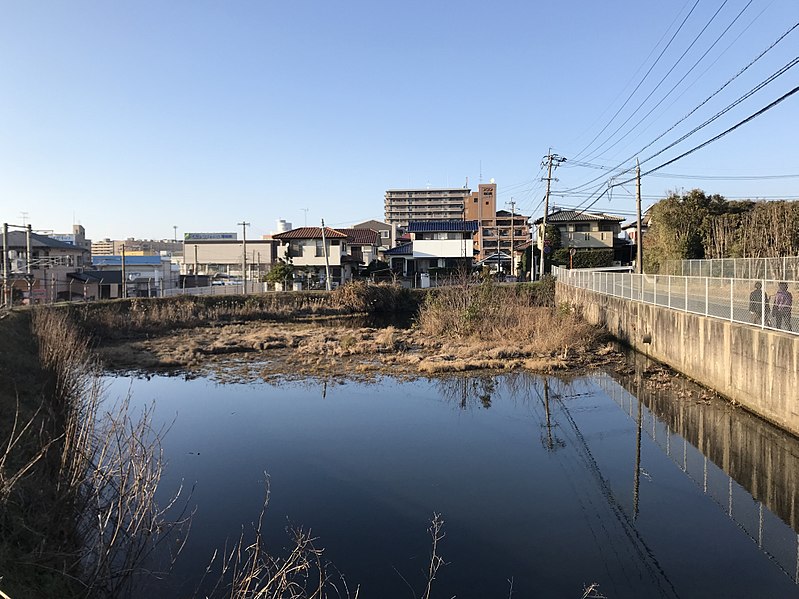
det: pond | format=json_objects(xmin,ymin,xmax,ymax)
[{"xmin": 106, "ymin": 361, "xmax": 799, "ymax": 598}]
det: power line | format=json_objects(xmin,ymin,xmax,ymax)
[
  {"xmin": 559, "ymin": 20, "xmax": 799, "ymax": 197},
  {"xmin": 588, "ymin": 0, "xmax": 752, "ymax": 162},
  {"xmin": 571, "ymin": 0, "xmax": 701, "ymax": 162}
]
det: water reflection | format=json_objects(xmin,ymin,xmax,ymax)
[
  {"xmin": 603, "ymin": 353, "xmax": 799, "ymax": 584},
  {"xmin": 107, "ymin": 359, "xmax": 799, "ymax": 598}
]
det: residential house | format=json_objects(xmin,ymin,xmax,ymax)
[
  {"xmin": 271, "ymin": 227, "xmax": 353, "ymax": 287},
  {"xmin": 338, "ymin": 229, "xmax": 381, "ymax": 267},
  {"xmin": 384, "ymin": 220, "xmax": 478, "ymax": 280},
  {"xmin": 534, "ymin": 209, "xmax": 624, "ymax": 250},
  {"xmin": 2, "ymin": 229, "xmax": 90, "ymax": 304},
  {"xmin": 351, "ymin": 219, "xmax": 397, "ymax": 253}
]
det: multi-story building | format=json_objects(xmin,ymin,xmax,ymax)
[
  {"xmin": 464, "ymin": 182, "xmax": 530, "ymax": 269},
  {"xmin": 384, "ymin": 187, "xmax": 470, "ymax": 228},
  {"xmin": 49, "ymin": 224, "xmax": 92, "ymax": 252},
  {"xmin": 91, "ymin": 238, "xmax": 183, "ymax": 256}
]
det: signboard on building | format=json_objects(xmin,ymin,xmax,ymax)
[{"xmin": 184, "ymin": 232, "xmax": 237, "ymax": 241}]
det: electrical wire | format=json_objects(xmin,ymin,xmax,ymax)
[
  {"xmin": 570, "ymin": 0, "xmax": 701, "ymax": 162},
  {"xmin": 588, "ymin": 0, "xmax": 752, "ymax": 162}
]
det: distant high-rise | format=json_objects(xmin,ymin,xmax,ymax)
[{"xmin": 384, "ymin": 187, "xmax": 470, "ymax": 228}]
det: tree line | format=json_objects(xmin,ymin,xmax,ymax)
[{"xmin": 644, "ymin": 189, "xmax": 799, "ymax": 271}]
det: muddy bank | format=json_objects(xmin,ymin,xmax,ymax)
[{"xmin": 96, "ymin": 316, "xmax": 625, "ymax": 383}]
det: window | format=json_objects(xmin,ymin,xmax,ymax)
[
  {"xmin": 315, "ymin": 240, "xmax": 324, "ymax": 257},
  {"xmin": 288, "ymin": 241, "xmax": 302, "ymax": 258},
  {"xmin": 380, "ymin": 230, "xmax": 390, "ymax": 239},
  {"xmin": 575, "ymin": 224, "xmax": 590, "ymax": 233}
]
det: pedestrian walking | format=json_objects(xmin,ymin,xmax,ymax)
[
  {"xmin": 772, "ymin": 282, "xmax": 793, "ymax": 331},
  {"xmin": 748, "ymin": 282, "xmax": 769, "ymax": 325}
]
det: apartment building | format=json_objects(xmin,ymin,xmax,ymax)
[
  {"xmin": 91, "ymin": 238, "xmax": 183, "ymax": 256},
  {"xmin": 464, "ymin": 182, "xmax": 530, "ymax": 265},
  {"xmin": 384, "ymin": 187, "xmax": 470, "ymax": 228}
]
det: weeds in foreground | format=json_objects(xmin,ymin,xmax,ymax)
[{"xmin": 20, "ymin": 308, "xmax": 189, "ymax": 598}]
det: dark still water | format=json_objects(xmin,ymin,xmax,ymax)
[{"xmin": 106, "ymin": 367, "xmax": 799, "ymax": 598}]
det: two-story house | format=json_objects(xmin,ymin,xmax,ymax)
[
  {"xmin": 534, "ymin": 209, "xmax": 624, "ymax": 250},
  {"xmin": 384, "ymin": 220, "xmax": 478, "ymax": 279},
  {"xmin": 272, "ymin": 227, "xmax": 380, "ymax": 287},
  {"xmin": 2, "ymin": 229, "xmax": 90, "ymax": 304}
]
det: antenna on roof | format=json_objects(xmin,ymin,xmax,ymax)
[{"xmin": 479, "ymin": 161, "xmax": 482, "ymax": 183}]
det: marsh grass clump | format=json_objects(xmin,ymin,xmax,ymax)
[
  {"xmin": 331, "ymin": 281, "xmax": 415, "ymax": 314},
  {"xmin": 417, "ymin": 278, "xmax": 598, "ymax": 358}
]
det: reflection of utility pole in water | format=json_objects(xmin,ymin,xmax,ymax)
[
  {"xmin": 633, "ymin": 391, "xmax": 642, "ymax": 520},
  {"xmin": 543, "ymin": 378, "xmax": 554, "ymax": 451}
]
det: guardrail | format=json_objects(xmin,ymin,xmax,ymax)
[
  {"xmin": 662, "ymin": 256, "xmax": 799, "ymax": 281},
  {"xmin": 553, "ymin": 265, "xmax": 798, "ymax": 335}
]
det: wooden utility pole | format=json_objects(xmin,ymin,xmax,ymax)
[
  {"xmin": 636, "ymin": 158, "xmax": 643, "ymax": 274},
  {"xmin": 121, "ymin": 244, "xmax": 127, "ymax": 299},
  {"xmin": 194, "ymin": 244, "xmax": 199, "ymax": 288},
  {"xmin": 320, "ymin": 219, "xmax": 332, "ymax": 291},
  {"xmin": 540, "ymin": 151, "xmax": 566, "ymax": 279},
  {"xmin": 238, "ymin": 221, "xmax": 250, "ymax": 293}
]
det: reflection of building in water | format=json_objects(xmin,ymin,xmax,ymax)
[{"xmin": 598, "ymin": 365, "xmax": 799, "ymax": 584}]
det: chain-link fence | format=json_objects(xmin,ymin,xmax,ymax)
[
  {"xmin": 661, "ymin": 257, "xmax": 799, "ymax": 281},
  {"xmin": 554, "ymin": 266, "xmax": 798, "ymax": 335}
]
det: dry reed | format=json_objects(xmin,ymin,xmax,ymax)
[{"xmin": 28, "ymin": 307, "xmax": 189, "ymax": 598}]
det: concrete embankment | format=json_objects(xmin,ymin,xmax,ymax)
[{"xmin": 557, "ymin": 282, "xmax": 799, "ymax": 437}]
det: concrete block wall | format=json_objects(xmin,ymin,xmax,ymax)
[{"xmin": 557, "ymin": 282, "xmax": 799, "ymax": 437}]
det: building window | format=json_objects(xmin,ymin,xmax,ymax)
[
  {"xmin": 575, "ymin": 224, "xmax": 590, "ymax": 233},
  {"xmin": 380, "ymin": 230, "xmax": 390, "ymax": 239},
  {"xmin": 315, "ymin": 240, "xmax": 324, "ymax": 257}
]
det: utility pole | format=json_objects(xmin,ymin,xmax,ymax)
[
  {"xmin": 636, "ymin": 158, "xmax": 643, "ymax": 274},
  {"xmin": 194, "ymin": 244, "xmax": 199, "ymax": 288},
  {"xmin": 540, "ymin": 151, "xmax": 566, "ymax": 279},
  {"xmin": 2, "ymin": 223, "xmax": 8, "ymax": 307},
  {"xmin": 238, "ymin": 221, "xmax": 250, "ymax": 293},
  {"xmin": 507, "ymin": 197, "xmax": 516, "ymax": 277},
  {"xmin": 173, "ymin": 225, "xmax": 178, "ymax": 243},
  {"xmin": 121, "ymin": 244, "xmax": 127, "ymax": 299},
  {"xmin": 320, "ymin": 219, "xmax": 332, "ymax": 291}
]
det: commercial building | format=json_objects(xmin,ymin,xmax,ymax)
[
  {"xmin": 91, "ymin": 238, "xmax": 183, "ymax": 256},
  {"xmin": 181, "ymin": 233, "xmax": 277, "ymax": 282},
  {"xmin": 464, "ymin": 182, "xmax": 530, "ymax": 268}
]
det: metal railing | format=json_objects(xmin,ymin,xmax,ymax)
[
  {"xmin": 162, "ymin": 282, "xmax": 265, "ymax": 297},
  {"xmin": 661, "ymin": 257, "xmax": 799, "ymax": 281},
  {"xmin": 553, "ymin": 265, "xmax": 797, "ymax": 335}
]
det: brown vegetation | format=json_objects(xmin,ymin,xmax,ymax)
[
  {"xmin": 1, "ymin": 309, "xmax": 187, "ymax": 598},
  {"xmin": 95, "ymin": 280, "xmax": 612, "ymax": 381}
]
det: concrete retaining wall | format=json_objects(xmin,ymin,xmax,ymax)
[{"xmin": 557, "ymin": 282, "xmax": 799, "ymax": 436}]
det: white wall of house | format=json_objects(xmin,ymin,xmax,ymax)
[
  {"xmin": 283, "ymin": 240, "xmax": 346, "ymax": 266},
  {"xmin": 412, "ymin": 238, "xmax": 471, "ymax": 259}
]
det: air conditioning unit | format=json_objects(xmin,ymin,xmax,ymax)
[{"xmin": 12, "ymin": 258, "xmax": 26, "ymax": 272}]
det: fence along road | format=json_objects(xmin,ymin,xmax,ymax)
[
  {"xmin": 662, "ymin": 256, "xmax": 799, "ymax": 281},
  {"xmin": 553, "ymin": 266, "xmax": 797, "ymax": 335}
]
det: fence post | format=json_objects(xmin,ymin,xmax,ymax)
[
  {"xmin": 685, "ymin": 277, "xmax": 688, "ymax": 312},
  {"xmin": 761, "ymin": 279, "xmax": 766, "ymax": 330},
  {"xmin": 668, "ymin": 275, "xmax": 672, "ymax": 309},
  {"xmin": 730, "ymin": 278, "xmax": 734, "ymax": 322},
  {"xmin": 654, "ymin": 274, "xmax": 657, "ymax": 305},
  {"xmin": 705, "ymin": 278, "xmax": 709, "ymax": 316}
]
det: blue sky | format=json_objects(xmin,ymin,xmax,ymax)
[{"xmin": 1, "ymin": 0, "xmax": 797, "ymax": 240}]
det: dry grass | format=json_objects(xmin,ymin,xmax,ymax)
[
  {"xmin": 417, "ymin": 279, "xmax": 600, "ymax": 356},
  {"xmin": 0, "ymin": 308, "xmax": 190, "ymax": 598}
]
